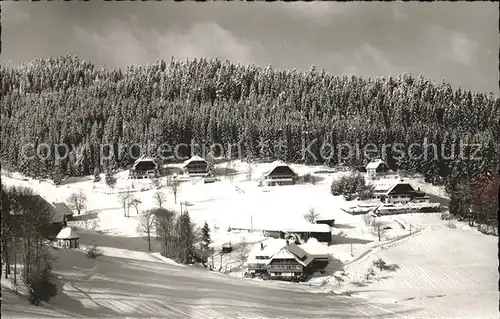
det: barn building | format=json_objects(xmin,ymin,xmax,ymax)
[
  {"xmin": 372, "ymin": 182, "xmax": 429, "ymax": 204},
  {"xmin": 52, "ymin": 202, "xmax": 75, "ymax": 221},
  {"xmin": 263, "ymin": 161, "xmax": 298, "ymax": 186},
  {"xmin": 129, "ymin": 156, "xmax": 158, "ymax": 179},
  {"xmin": 183, "ymin": 156, "xmax": 209, "ymax": 176},
  {"xmin": 245, "ymin": 239, "xmax": 287, "ymax": 277},
  {"xmin": 266, "ymin": 242, "xmax": 330, "ymax": 281},
  {"xmin": 366, "ymin": 159, "xmax": 389, "ymax": 179}
]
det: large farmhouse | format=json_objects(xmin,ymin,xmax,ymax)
[
  {"xmin": 373, "ymin": 181, "xmax": 429, "ymax": 204},
  {"xmin": 246, "ymin": 239, "xmax": 287, "ymax": 276},
  {"xmin": 129, "ymin": 156, "xmax": 158, "ymax": 179},
  {"xmin": 263, "ymin": 161, "xmax": 298, "ymax": 186},
  {"xmin": 245, "ymin": 238, "xmax": 331, "ymax": 281},
  {"xmin": 183, "ymin": 156, "xmax": 209, "ymax": 176},
  {"xmin": 366, "ymin": 159, "xmax": 389, "ymax": 179},
  {"xmin": 8, "ymin": 194, "xmax": 69, "ymax": 239}
]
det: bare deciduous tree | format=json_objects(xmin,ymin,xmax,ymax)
[
  {"xmin": 153, "ymin": 208, "xmax": 177, "ymax": 257},
  {"xmin": 239, "ymin": 240, "xmax": 250, "ymax": 268},
  {"xmin": 153, "ymin": 191, "xmax": 167, "ymax": 209},
  {"xmin": 137, "ymin": 210, "xmax": 156, "ymax": 251},
  {"xmin": 373, "ymin": 221, "xmax": 388, "ymax": 242},
  {"xmin": 105, "ymin": 171, "xmax": 117, "ymax": 194},
  {"xmin": 246, "ymin": 163, "xmax": 253, "ymax": 181},
  {"xmin": 303, "ymin": 208, "xmax": 320, "ymax": 223},
  {"xmin": 170, "ymin": 179, "xmax": 179, "ymax": 204},
  {"xmin": 119, "ymin": 190, "xmax": 132, "ymax": 217},
  {"xmin": 226, "ymin": 161, "xmax": 235, "ymax": 182},
  {"xmin": 151, "ymin": 178, "xmax": 161, "ymax": 189},
  {"xmin": 128, "ymin": 195, "xmax": 142, "ymax": 215},
  {"xmin": 67, "ymin": 190, "xmax": 87, "ymax": 215}
]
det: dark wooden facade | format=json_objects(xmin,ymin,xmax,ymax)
[
  {"xmin": 265, "ymin": 165, "xmax": 298, "ymax": 186},
  {"xmin": 129, "ymin": 157, "xmax": 158, "ymax": 179},
  {"xmin": 184, "ymin": 158, "xmax": 209, "ymax": 176}
]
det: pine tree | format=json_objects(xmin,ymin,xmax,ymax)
[{"xmin": 201, "ymin": 221, "xmax": 211, "ymax": 250}]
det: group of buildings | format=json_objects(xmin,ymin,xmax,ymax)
[
  {"xmin": 130, "ymin": 155, "xmax": 434, "ymax": 206},
  {"xmin": 128, "ymin": 155, "xmax": 300, "ymax": 186},
  {"xmin": 7, "ymin": 195, "xmax": 80, "ymax": 248}
]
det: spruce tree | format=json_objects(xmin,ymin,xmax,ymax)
[{"xmin": 201, "ymin": 221, "xmax": 211, "ymax": 251}]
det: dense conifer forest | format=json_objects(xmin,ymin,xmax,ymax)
[{"xmin": 1, "ymin": 55, "xmax": 498, "ymax": 225}]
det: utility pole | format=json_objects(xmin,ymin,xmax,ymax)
[{"xmin": 250, "ymin": 216, "xmax": 253, "ymax": 233}]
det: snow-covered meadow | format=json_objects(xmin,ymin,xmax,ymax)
[{"xmin": 2, "ymin": 162, "xmax": 497, "ymax": 318}]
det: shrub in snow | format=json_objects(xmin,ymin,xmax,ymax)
[
  {"xmin": 93, "ymin": 168, "xmax": 101, "ymax": 182},
  {"xmin": 86, "ymin": 245, "xmax": 103, "ymax": 259},
  {"xmin": 26, "ymin": 258, "xmax": 57, "ymax": 306},
  {"xmin": 365, "ymin": 267, "xmax": 376, "ymax": 280},
  {"xmin": 330, "ymin": 173, "xmax": 373, "ymax": 201},
  {"xmin": 372, "ymin": 258, "xmax": 387, "ymax": 270},
  {"xmin": 27, "ymin": 275, "xmax": 57, "ymax": 306}
]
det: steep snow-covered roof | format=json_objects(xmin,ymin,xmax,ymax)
[
  {"xmin": 366, "ymin": 159, "xmax": 386, "ymax": 170},
  {"xmin": 299, "ymin": 238, "xmax": 330, "ymax": 256},
  {"xmin": 246, "ymin": 238, "xmax": 287, "ymax": 265},
  {"xmin": 52, "ymin": 202, "xmax": 74, "ymax": 217},
  {"xmin": 264, "ymin": 160, "xmax": 298, "ymax": 177},
  {"xmin": 183, "ymin": 156, "xmax": 207, "ymax": 166},
  {"xmin": 134, "ymin": 155, "xmax": 155, "ymax": 164},
  {"xmin": 373, "ymin": 182, "xmax": 396, "ymax": 193},
  {"xmin": 56, "ymin": 227, "xmax": 79, "ymax": 239},
  {"xmin": 271, "ymin": 247, "xmax": 299, "ymax": 261}
]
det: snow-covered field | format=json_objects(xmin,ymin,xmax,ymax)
[
  {"xmin": 324, "ymin": 219, "xmax": 499, "ymax": 318},
  {"xmin": 2, "ymin": 163, "xmax": 497, "ymax": 318},
  {"xmin": 1, "ymin": 162, "xmax": 435, "ymax": 244}
]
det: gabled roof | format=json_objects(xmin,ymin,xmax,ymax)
[
  {"xmin": 52, "ymin": 202, "xmax": 74, "ymax": 217},
  {"xmin": 299, "ymin": 238, "xmax": 330, "ymax": 257},
  {"xmin": 386, "ymin": 182, "xmax": 416, "ymax": 195},
  {"xmin": 264, "ymin": 160, "xmax": 298, "ymax": 177},
  {"xmin": 246, "ymin": 238, "xmax": 287, "ymax": 265},
  {"xmin": 270, "ymin": 244, "xmax": 317, "ymax": 267},
  {"xmin": 31, "ymin": 195, "xmax": 64, "ymax": 224},
  {"xmin": 183, "ymin": 156, "xmax": 207, "ymax": 166},
  {"xmin": 284, "ymin": 242, "xmax": 307, "ymax": 259},
  {"xmin": 56, "ymin": 227, "xmax": 79, "ymax": 239},
  {"xmin": 134, "ymin": 155, "xmax": 156, "ymax": 164},
  {"xmin": 366, "ymin": 159, "xmax": 386, "ymax": 170},
  {"xmin": 270, "ymin": 248, "xmax": 306, "ymax": 265}
]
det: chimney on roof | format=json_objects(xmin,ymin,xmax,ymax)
[
  {"xmin": 260, "ymin": 243, "xmax": 264, "ymax": 250},
  {"xmin": 286, "ymin": 240, "xmax": 289, "ymax": 245}
]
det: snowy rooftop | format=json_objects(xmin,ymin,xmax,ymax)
[
  {"xmin": 285, "ymin": 223, "xmax": 331, "ymax": 233},
  {"xmin": 183, "ymin": 156, "xmax": 207, "ymax": 166},
  {"xmin": 56, "ymin": 227, "xmax": 79, "ymax": 239},
  {"xmin": 264, "ymin": 160, "xmax": 298, "ymax": 176},
  {"xmin": 366, "ymin": 159, "xmax": 385, "ymax": 170},
  {"xmin": 134, "ymin": 155, "xmax": 155, "ymax": 164},
  {"xmin": 246, "ymin": 238, "xmax": 287, "ymax": 265},
  {"xmin": 271, "ymin": 247, "xmax": 301, "ymax": 262},
  {"xmin": 299, "ymin": 238, "xmax": 330, "ymax": 256}
]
